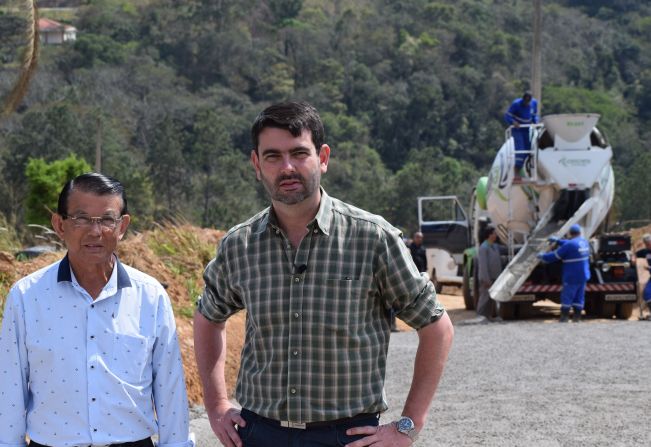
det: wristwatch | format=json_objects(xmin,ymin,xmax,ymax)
[{"xmin": 394, "ymin": 416, "xmax": 418, "ymax": 441}]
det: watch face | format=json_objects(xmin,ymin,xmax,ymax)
[{"xmin": 397, "ymin": 417, "xmax": 415, "ymax": 433}]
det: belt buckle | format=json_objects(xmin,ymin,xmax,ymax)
[{"xmin": 280, "ymin": 420, "xmax": 307, "ymax": 429}]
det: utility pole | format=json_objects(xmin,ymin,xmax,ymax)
[
  {"xmin": 95, "ymin": 116, "xmax": 102, "ymax": 172},
  {"xmin": 532, "ymin": 0, "xmax": 542, "ymax": 113}
]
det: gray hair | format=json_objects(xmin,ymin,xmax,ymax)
[{"xmin": 643, "ymin": 233, "xmax": 651, "ymax": 244}]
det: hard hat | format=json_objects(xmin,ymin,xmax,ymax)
[{"xmin": 569, "ymin": 224, "xmax": 581, "ymax": 234}]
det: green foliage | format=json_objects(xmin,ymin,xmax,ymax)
[
  {"xmin": 2, "ymin": 0, "xmax": 651, "ymax": 235},
  {"xmin": 24, "ymin": 154, "xmax": 92, "ymax": 225}
]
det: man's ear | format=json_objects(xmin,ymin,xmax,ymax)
[
  {"xmin": 51, "ymin": 213, "xmax": 65, "ymax": 240},
  {"xmin": 251, "ymin": 149, "xmax": 261, "ymax": 181},
  {"xmin": 319, "ymin": 144, "xmax": 330, "ymax": 174},
  {"xmin": 117, "ymin": 214, "xmax": 131, "ymax": 241}
]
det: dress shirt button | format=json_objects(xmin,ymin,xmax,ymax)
[
  {"xmin": 90, "ymin": 304, "xmax": 94, "ymax": 308},
  {"xmin": 293, "ymin": 312, "xmax": 299, "ymax": 319},
  {"xmin": 293, "ymin": 350, "xmax": 298, "ymax": 356},
  {"xmin": 275, "ymin": 229, "xmax": 280, "ymax": 235},
  {"xmin": 313, "ymin": 228, "xmax": 318, "ymax": 234},
  {"xmin": 90, "ymin": 335, "xmax": 95, "ymax": 339},
  {"xmin": 294, "ymin": 277, "xmax": 300, "ymax": 283},
  {"xmin": 290, "ymin": 388, "xmax": 297, "ymax": 394},
  {"xmin": 90, "ymin": 365, "xmax": 95, "ymax": 369},
  {"xmin": 91, "ymin": 397, "xmax": 96, "ymax": 402}
]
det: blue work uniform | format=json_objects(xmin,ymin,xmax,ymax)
[
  {"xmin": 540, "ymin": 237, "xmax": 591, "ymax": 312},
  {"xmin": 504, "ymin": 97, "xmax": 539, "ymax": 169},
  {"xmin": 635, "ymin": 248, "xmax": 651, "ymax": 303}
]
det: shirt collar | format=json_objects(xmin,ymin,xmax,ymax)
[
  {"xmin": 252, "ymin": 187, "xmax": 332, "ymax": 236},
  {"xmin": 57, "ymin": 253, "xmax": 132, "ymax": 289}
]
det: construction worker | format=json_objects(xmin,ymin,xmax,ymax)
[
  {"xmin": 504, "ymin": 91, "xmax": 539, "ymax": 174},
  {"xmin": 476, "ymin": 225, "xmax": 502, "ymax": 321},
  {"xmin": 635, "ymin": 233, "xmax": 651, "ymax": 319},
  {"xmin": 537, "ymin": 224, "xmax": 591, "ymax": 322}
]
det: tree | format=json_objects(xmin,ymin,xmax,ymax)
[{"xmin": 24, "ymin": 154, "xmax": 91, "ymax": 226}]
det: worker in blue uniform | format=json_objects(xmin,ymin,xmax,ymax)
[
  {"xmin": 504, "ymin": 91, "xmax": 539, "ymax": 172},
  {"xmin": 537, "ymin": 224, "xmax": 591, "ymax": 322}
]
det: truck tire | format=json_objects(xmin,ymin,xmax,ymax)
[
  {"xmin": 615, "ymin": 302, "xmax": 633, "ymax": 320},
  {"xmin": 599, "ymin": 300, "xmax": 616, "ymax": 319},
  {"xmin": 472, "ymin": 259, "xmax": 480, "ymax": 309},
  {"xmin": 462, "ymin": 261, "xmax": 475, "ymax": 310},
  {"xmin": 498, "ymin": 302, "xmax": 517, "ymax": 320}
]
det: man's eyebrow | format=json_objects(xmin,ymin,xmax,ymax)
[{"xmin": 260, "ymin": 146, "xmax": 312, "ymax": 155}]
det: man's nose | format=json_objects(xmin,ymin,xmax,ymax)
[{"xmin": 279, "ymin": 155, "xmax": 296, "ymax": 172}]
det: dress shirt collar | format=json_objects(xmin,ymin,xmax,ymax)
[
  {"xmin": 252, "ymin": 187, "xmax": 332, "ymax": 236},
  {"xmin": 57, "ymin": 253, "xmax": 132, "ymax": 289}
]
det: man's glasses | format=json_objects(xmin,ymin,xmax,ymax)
[{"xmin": 63, "ymin": 214, "xmax": 124, "ymax": 230}]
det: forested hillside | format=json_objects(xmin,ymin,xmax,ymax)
[{"xmin": 1, "ymin": 0, "xmax": 650, "ymax": 238}]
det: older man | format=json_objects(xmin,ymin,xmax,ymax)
[
  {"xmin": 0, "ymin": 173, "xmax": 193, "ymax": 447},
  {"xmin": 194, "ymin": 101, "xmax": 453, "ymax": 447}
]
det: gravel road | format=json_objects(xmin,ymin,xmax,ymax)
[{"xmin": 191, "ymin": 318, "xmax": 651, "ymax": 446}]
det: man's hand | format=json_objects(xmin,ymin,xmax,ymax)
[
  {"xmin": 344, "ymin": 423, "xmax": 413, "ymax": 447},
  {"xmin": 547, "ymin": 236, "xmax": 559, "ymax": 244},
  {"xmin": 207, "ymin": 401, "xmax": 246, "ymax": 447}
]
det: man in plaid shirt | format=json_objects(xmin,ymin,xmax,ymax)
[{"xmin": 194, "ymin": 101, "xmax": 454, "ymax": 447}]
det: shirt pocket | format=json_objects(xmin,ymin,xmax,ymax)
[
  {"xmin": 315, "ymin": 277, "xmax": 374, "ymax": 333},
  {"xmin": 111, "ymin": 333, "xmax": 153, "ymax": 384}
]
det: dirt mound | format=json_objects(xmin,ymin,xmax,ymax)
[{"xmin": 0, "ymin": 225, "xmax": 243, "ymax": 406}]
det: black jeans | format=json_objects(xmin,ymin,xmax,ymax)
[{"xmin": 238, "ymin": 409, "xmax": 380, "ymax": 447}]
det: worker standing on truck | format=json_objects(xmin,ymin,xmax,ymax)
[
  {"xmin": 635, "ymin": 233, "xmax": 651, "ymax": 319},
  {"xmin": 537, "ymin": 224, "xmax": 591, "ymax": 322},
  {"xmin": 504, "ymin": 91, "xmax": 539, "ymax": 175}
]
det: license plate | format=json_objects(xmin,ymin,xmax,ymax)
[
  {"xmin": 512, "ymin": 294, "xmax": 536, "ymax": 302},
  {"xmin": 604, "ymin": 294, "xmax": 637, "ymax": 302}
]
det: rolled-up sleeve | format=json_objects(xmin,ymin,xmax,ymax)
[
  {"xmin": 197, "ymin": 238, "xmax": 244, "ymax": 323},
  {"xmin": 0, "ymin": 288, "xmax": 29, "ymax": 447},
  {"xmin": 376, "ymin": 229, "xmax": 445, "ymax": 330},
  {"xmin": 151, "ymin": 291, "xmax": 194, "ymax": 447}
]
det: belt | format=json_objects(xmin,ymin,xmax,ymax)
[
  {"xmin": 241, "ymin": 408, "xmax": 379, "ymax": 430},
  {"xmin": 29, "ymin": 438, "xmax": 153, "ymax": 447}
]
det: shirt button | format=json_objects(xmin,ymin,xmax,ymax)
[
  {"xmin": 91, "ymin": 397, "xmax": 96, "ymax": 402},
  {"xmin": 313, "ymin": 228, "xmax": 318, "ymax": 234},
  {"xmin": 290, "ymin": 388, "xmax": 297, "ymax": 394},
  {"xmin": 90, "ymin": 335, "xmax": 95, "ymax": 339},
  {"xmin": 90, "ymin": 365, "xmax": 95, "ymax": 369},
  {"xmin": 90, "ymin": 304, "xmax": 95, "ymax": 309},
  {"xmin": 294, "ymin": 277, "xmax": 300, "ymax": 283},
  {"xmin": 293, "ymin": 312, "xmax": 299, "ymax": 319},
  {"xmin": 292, "ymin": 350, "xmax": 298, "ymax": 356}
]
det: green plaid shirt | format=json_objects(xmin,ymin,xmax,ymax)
[{"xmin": 198, "ymin": 189, "xmax": 444, "ymax": 423}]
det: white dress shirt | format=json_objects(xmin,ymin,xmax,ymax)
[{"xmin": 0, "ymin": 255, "xmax": 193, "ymax": 447}]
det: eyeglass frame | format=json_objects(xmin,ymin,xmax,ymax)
[{"xmin": 61, "ymin": 214, "xmax": 125, "ymax": 230}]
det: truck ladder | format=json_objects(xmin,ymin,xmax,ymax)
[{"xmin": 490, "ymin": 197, "xmax": 597, "ymax": 302}]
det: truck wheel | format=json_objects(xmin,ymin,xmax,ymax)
[
  {"xmin": 462, "ymin": 262, "xmax": 475, "ymax": 310},
  {"xmin": 498, "ymin": 302, "xmax": 517, "ymax": 320},
  {"xmin": 472, "ymin": 260, "xmax": 480, "ymax": 309},
  {"xmin": 599, "ymin": 301, "xmax": 616, "ymax": 319},
  {"xmin": 615, "ymin": 302, "xmax": 633, "ymax": 320}
]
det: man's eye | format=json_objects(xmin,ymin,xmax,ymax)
[
  {"xmin": 101, "ymin": 218, "xmax": 117, "ymax": 226},
  {"xmin": 75, "ymin": 216, "xmax": 91, "ymax": 225}
]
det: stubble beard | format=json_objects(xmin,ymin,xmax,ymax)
[{"xmin": 261, "ymin": 171, "xmax": 320, "ymax": 205}]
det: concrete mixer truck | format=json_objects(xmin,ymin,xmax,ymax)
[{"xmin": 419, "ymin": 113, "xmax": 639, "ymax": 319}]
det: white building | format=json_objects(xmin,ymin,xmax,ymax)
[{"xmin": 38, "ymin": 18, "xmax": 77, "ymax": 45}]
